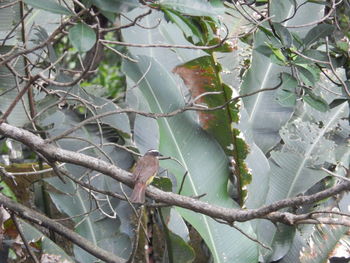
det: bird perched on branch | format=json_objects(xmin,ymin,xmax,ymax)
[{"xmin": 130, "ymin": 149, "xmax": 162, "ymax": 203}]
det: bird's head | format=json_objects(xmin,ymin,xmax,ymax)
[{"xmin": 145, "ymin": 149, "xmax": 162, "ymax": 157}]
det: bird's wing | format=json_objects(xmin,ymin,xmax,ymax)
[
  {"xmin": 133, "ymin": 157, "xmax": 146, "ymax": 180},
  {"xmin": 133, "ymin": 156, "xmax": 159, "ymax": 184}
]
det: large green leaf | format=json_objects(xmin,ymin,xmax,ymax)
[
  {"xmin": 258, "ymin": 102, "xmax": 349, "ymax": 261},
  {"xmin": 276, "ymin": 77, "xmax": 349, "ymax": 262},
  {"xmin": 163, "ymin": 208, "xmax": 195, "ymax": 263},
  {"xmin": 124, "ymin": 8, "xmax": 252, "ymax": 204},
  {"xmin": 123, "ymin": 55, "xmax": 258, "ymax": 263},
  {"xmin": 300, "ymin": 224, "xmax": 349, "ymax": 263},
  {"xmin": 19, "ymin": 220, "xmax": 75, "ymax": 262},
  {"xmin": 269, "ymin": 104, "xmax": 348, "ymax": 199},
  {"xmin": 121, "ymin": 8, "xmax": 205, "ymax": 68},
  {"xmin": 240, "ymin": 30, "xmax": 293, "ymax": 153},
  {"xmin": 127, "ymin": 88, "xmax": 160, "ymax": 153},
  {"xmin": 277, "ymin": 222, "xmax": 320, "ymax": 263},
  {"xmin": 269, "ymin": 0, "xmax": 323, "ymax": 30},
  {"xmin": 0, "ymin": 51, "xmax": 29, "ymax": 127},
  {"xmin": 0, "ymin": 2, "xmax": 29, "ymax": 127},
  {"xmin": 24, "ymin": 0, "xmax": 72, "ymax": 69},
  {"xmin": 302, "ymin": 91, "xmax": 329, "ymax": 112},
  {"xmin": 85, "ymin": 94, "xmax": 131, "ymax": 135},
  {"xmin": 122, "ymin": 7, "xmax": 257, "ymax": 261},
  {"xmin": 240, "ymin": 0, "xmax": 325, "ymax": 153},
  {"xmin": 162, "ymin": 8, "xmax": 204, "ymax": 44},
  {"xmin": 38, "ymin": 106, "xmax": 134, "ymax": 262},
  {"xmin": 68, "ymin": 22, "xmax": 97, "ymax": 53},
  {"xmin": 173, "ymin": 56, "xmax": 251, "ymax": 203},
  {"xmin": 39, "ymin": 82, "xmax": 131, "ymax": 136},
  {"xmin": 275, "ymin": 73, "xmax": 297, "ymax": 107},
  {"xmin": 0, "ymin": 0, "xmax": 20, "ymax": 46},
  {"xmin": 159, "ymin": 0, "xmax": 224, "ymax": 16},
  {"xmin": 236, "ymin": 109, "xmax": 270, "ymax": 210},
  {"xmin": 24, "ymin": 0, "xmax": 73, "ymax": 15},
  {"xmin": 91, "ymin": 0, "xmax": 139, "ymax": 13},
  {"xmin": 25, "ymin": 0, "xmax": 71, "ymax": 34},
  {"xmin": 47, "ymin": 176, "xmax": 132, "ymax": 262},
  {"xmin": 303, "ymin": 24, "xmax": 335, "ymax": 48}
]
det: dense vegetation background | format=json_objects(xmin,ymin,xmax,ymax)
[{"xmin": 0, "ymin": 0, "xmax": 349, "ymax": 262}]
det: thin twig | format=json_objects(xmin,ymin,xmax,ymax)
[
  {"xmin": 101, "ymin": 42, "xmax": 138, "ymax": 62},
  {"xmin": 102, "ymin": 9, "xmax": 152, "ymax": 32},
  {"xmin": 0, "ymin": 0, "xmax": 20, "ymax": 9},
  {"xmin": 100, "ymin": 39, "xmax": 227, "ymax": 50},
  {"xmin": 11, "ymin": 213, "xmax": 40, "ymax": 263},
  {"xmin": 128, "ymin": 206, "xmax": 144, "ymax": 263},
  {"xmin": 0, "ymin": 166, "xmax": 17, "ymax": 185},
  {"xmin": 325, "ymin": 37, "xmax": 350, "ymax": 97},
  {"xmin": 285, "ymin": 0, "xmax": 337, "ymax": 28},
  {"xmin": 292, "ymin": 49, "xmax": 330, "ymax": 65},
  {"xmin": 321, "ymin": 167, "xmax": 350, "ymax": 182},
  {"xmin": 231, "ymin": 222, "xmax": 271, "ymax": 250},
  {"xmin": 0, "ymin": 75, "xmax": 40, "ymax": 125},
  {"xmin": 177, "ymin": 171, "xmax": 188, "ymax": 195},
  {"xmin": 46, "ymin": 81, "xmax": 283, "ymax": 143}
]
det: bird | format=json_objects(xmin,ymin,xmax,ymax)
[{"xmin": 130, "ymin": 149, "xmax": 162, "ymax": 203}]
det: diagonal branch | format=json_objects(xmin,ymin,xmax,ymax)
[{"xmin": 1, "ymin": 122, "xmax": 350, "ymax": 226}]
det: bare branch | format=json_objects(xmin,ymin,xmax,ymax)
[
  {"xmin": 1, "ymin": 123, "xmax": 350, "ymax": 226},
  {"xmin": 100, "ymin": 39, "xmax": 227, "ymax": 50}
]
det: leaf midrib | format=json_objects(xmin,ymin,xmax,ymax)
[
  {"xmin": 143, "ymin": 62, "xmax": 220, "ymax": 262},
  {"xmin": 286, "ymin": 103, "xmax": 347, "ymax": 198}
]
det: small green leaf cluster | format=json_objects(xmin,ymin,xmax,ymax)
[{"xmin": 257, "ymin": 22, "xmax": 340, "ymax": 111}]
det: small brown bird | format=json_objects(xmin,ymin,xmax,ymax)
[{"xmin": 130, "ymin": 149, "xmax": 161, "ymax": 203}]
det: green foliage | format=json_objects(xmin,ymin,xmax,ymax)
[
  {"xmin": 68, "ymin": 22, "xmax": 97, "ymax": 53},
  {"xmin": 173, "ymin": 56, "xmax": 251, "ymax": 203},
  {"xmin": 302, "ymin": 91, "xmax": 329, "ymax": 112},
  {"xmin": 162, "ymin": 10, "xmax": 234, "ymax": 53},
  {"xmin": 302, "ymin": 24, "xmax": 335, "ymax": 48},
  {"xmin": 272, "ymin": 22, "xmax": 293, "ymax": 48},
  {"xmin": 0, "ymin": 181, "xmax": 17, "ymax": 200},
  {"xmin": 167, "ymin": 231, "xmax": 196, "ymax": 263},
  {"xmin": 275, "ymin": 73, "xmax": 297, "ymax": 107}
]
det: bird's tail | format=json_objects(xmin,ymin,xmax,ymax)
[{"xmin": 130, "ymin": 182, "xmax": 146, "ymax": 203}]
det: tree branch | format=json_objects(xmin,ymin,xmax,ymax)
[{"xmin": 1, "ymin": 122, "xmax": 350, "ymax": 226}]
